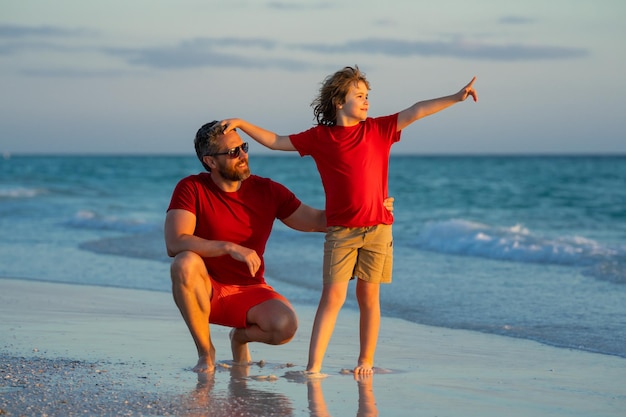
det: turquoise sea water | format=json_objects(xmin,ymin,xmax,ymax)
[{"xmin": 1, "ymin": 154, "xmax": 625, "ymax": 358}]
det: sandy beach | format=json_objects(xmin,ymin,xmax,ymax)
[{"xmin": 1, "ymin": 277, "xmax": 624, "ymax": 416}]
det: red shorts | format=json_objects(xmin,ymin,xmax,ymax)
[{"xmin": 209, "ymin": 280, "xmax": 288, "ymax": 328}]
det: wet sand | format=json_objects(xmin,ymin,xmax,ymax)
[{"xmin": 1, "ymin": 277, "xmax": 624, "ymax": 416}]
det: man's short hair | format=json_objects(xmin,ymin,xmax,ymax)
[{"xmin": 194, "ymin": 120, "xmax": 225, "ymax": 172}]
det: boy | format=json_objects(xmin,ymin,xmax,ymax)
[{"xmin": 222, "ymin": 66, "xmax": 477, "ymax": 375}]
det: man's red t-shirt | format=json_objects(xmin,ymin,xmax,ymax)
[
  {"xmin": 167, "ymin": 173, "xmax": 301, "ymax": 286},
  {"xmin": 290, "ymin": 114, "xmax": 401, "ymax": 227}
]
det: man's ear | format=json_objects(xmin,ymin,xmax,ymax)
[{"xmin": 203, "ymin": 155, "xmax": 216, "ymax": 170}]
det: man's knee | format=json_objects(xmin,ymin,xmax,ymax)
[
  {"xmin": 271, "ymin": 307, "xmax": 298, "ymax": 345},
  {"xmin": 170, "ymin": 251, "xmax": 206, "ymax": 286},
  {"xmin": 250, "ymin": 298, "xmax": 298, "ymax": 345}
]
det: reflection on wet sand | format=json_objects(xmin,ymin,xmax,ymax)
[
  {"xmin": 178, "ymin": 364, "xmax": 379, "ymax": 417},
  {"xmin": 306, "ymin": 375, "xmax": 379, "ymax": 417},
  {"xmin": 180, "ymin": 365, "xmax": 294, "ymax": 417}
]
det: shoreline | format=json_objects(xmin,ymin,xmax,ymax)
[{"xmin": 1, "ymin": 277, "xmax": 625, "ymax": 416}]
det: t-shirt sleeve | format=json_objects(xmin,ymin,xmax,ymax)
[
  {"xmin": 269, "ymin": 179, "xmax": 302, "ymax": 220},
  {"xmin": 289, "ymin": 126, "xmax": 317, "ymax": 157},
  {"xmin": 167, "ymin": 176, "xmax": 198, "ymax": 215},
  {"xmin": 376, "ymin": 113, "xmax": 402, "ymax": 144}
]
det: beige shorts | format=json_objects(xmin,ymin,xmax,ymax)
[{"xmin": 323, "ymin": 224, "xmax": 393, "ymax": 284}]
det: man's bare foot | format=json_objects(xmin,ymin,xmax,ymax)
[
  {"xmin": 192, "ymin": 355, "xmax": 215, "ymax": 373},
  {"xmin": 230, "ymin": 328, "xmax": 252, "ymax": 365},
  {"xmin": 229, "ymin": 364, "xmax": 250, "ymax": 380},
  {"xmin": 192, "ymin": 343, "xmax": 216, "ymax": 373}
]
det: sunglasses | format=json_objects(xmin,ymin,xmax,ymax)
[{"xmin": 209, "ymin": 142, "xmax": 249, "ymax": 159}]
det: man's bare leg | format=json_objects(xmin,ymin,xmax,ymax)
[
  {"xmin": 170, "ymin": 252, "xmax": 216, "ymax": 373},
  {"xmin": 354, "ymin": 279, "xmax": 380, "ymax": 375},
  {"xmin": 230, "ymin": 328, "xmax": 252, "ymax": 365},
  {"xmin": 229, "ymin": 299, "xmax": 297, "ymax": 364}
]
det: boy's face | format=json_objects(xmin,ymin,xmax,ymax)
[{"xmin": 339, "ymin": 81, "xmax": 369, "ymax": 123}]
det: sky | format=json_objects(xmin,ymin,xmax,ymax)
[{"xmin": 1, "ymin": 0, "xmax": 625, "ymax": 155}]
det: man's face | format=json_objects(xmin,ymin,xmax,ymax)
[{"xmin": 211, "ymin": 131, "xmax": 251, "ymax": 181}]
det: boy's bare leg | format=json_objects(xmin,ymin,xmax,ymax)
[
  {"xmin": 356, "ymin": 372, "xmax": 379, "ymax": 416},
  {"xmin": 354, "ymin": 280, "xmax": 381, "ymax": 375},
  {"xmin": 306, "ymin": 281, "xmax": 350, "ymax": 373},
  {"xmin": 306, "ymin": 379, "xmax": 331, "ymax": 416}
]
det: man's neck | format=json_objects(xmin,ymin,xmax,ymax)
[{"xmin": 210, "ymin": 173, "xmax": 242, "ymax": 192}]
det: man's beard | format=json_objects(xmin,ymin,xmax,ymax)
[{"xmin": 217, "ymin": 160, "xmax": 251, "ymax": 181}]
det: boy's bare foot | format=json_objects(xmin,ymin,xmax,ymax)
[
  {"xmin": 230, "ymin": 328, "xmax": 252, "ymax": 365},
  {"xmin": 306, "ymin": 363, "xmax": 322, "ymax": 374},
  {"xmin": 354, "ymin": 362, "xmax": 374, "ymax": 376},
  {"xmin": 285, "ymin": 370, "xmax": 328, "ymax": 382},
  {"xmin": 354, "ymin": 370, "xmax": 374, "ymax": 383}
]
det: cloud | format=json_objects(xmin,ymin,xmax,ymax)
[
  {"xmin": 102, "ymin": 35, "xmax": 590, "ymax": 73},
  {"xmin": 0, "ymin": 40, "xmax": 86, "ymax": 56},
  {"xmin": 373, "ymin": 18, "xmax": 398, "ymax": 28},
  {"xmin": 103, "ymin": 37, "xmax": 311, "ymax": 71},
  {"xmin": 0, "ymin": 23, "xmax": 97, "ymax": 57},
  {"xmin": 267, "ymin": 1, "xmax": 332, "ymax": 11},
  {"xmin": 293, "ymin": 38, "xmax": 589, "ymax": 61},
  {"xmin": 499, "ymin": 16, "xmax": 536, "ymax": 25},
  {"xmin": 0, "ymin": 23, "xmax": 95, "ymax": 38},
  {"xmin": 19, "ymin": 68, "xmax": 130, "ymax": 78},
  {"xmin": 2, "ymin": 22, "xmax": 589, "ymax": 78}
]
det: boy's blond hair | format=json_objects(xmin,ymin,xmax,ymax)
[{"xmin": 312, "ymin": 66, "xmax": 371, "ymax": 126}]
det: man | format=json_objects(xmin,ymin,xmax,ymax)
[{"xmin": 164, "ymin": 121, "xmax": 393, "ymax": 372}]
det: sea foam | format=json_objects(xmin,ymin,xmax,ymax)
[
  {"xmin": 414, "ymin": 219, "xmax": 621, "ymax": 268},
  {"xmin": 63, "ymin": 210, "xmax": 160, "ymax": 234},
  {"xmin": 0, "ymin": 187, "xmax": 46, "ymax": 198}
]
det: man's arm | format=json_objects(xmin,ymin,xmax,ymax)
[
  {"xmin": 397, "ymin": 77, "xmax": 477, "ymax": 131},
  {"xmin": 221, "ymin": 118, "xmax": 296, "ymax": 151},
  {"xmin": 280, "ymin": 197, "xmax": 395, "ymax": 232},
  {"xmin": 280, "ymin": 203, "xmax": 326, "ymax": 232},
  {"xmin": 164, "ymin": 209, "xmax": 262, "ymax": 276}
]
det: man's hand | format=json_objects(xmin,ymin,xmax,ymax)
[{"xmin": 227, "ymin": 244, "xmax": 262, "ymax": 277}]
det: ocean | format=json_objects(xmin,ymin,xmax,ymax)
[{"xmin": 1, "ymin": 154, "xmax": 625, "ymax": 359}]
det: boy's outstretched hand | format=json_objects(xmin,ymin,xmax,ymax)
[{"xmin": 459, "ymin": 77, "xmax": 478, "ymax": 102}]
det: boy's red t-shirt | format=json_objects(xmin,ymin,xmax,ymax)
[
  {"xmin": 290, "ymin": 114, "xmax": 401, "ymax": 227},
  {"xmin": 167, "ymin": 173, "xmax": 301, "ymax": 285}
]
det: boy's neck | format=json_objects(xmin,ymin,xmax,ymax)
[{"xmin": 335, "ymin": 114, "xmax": 362, "ymax": 127}]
